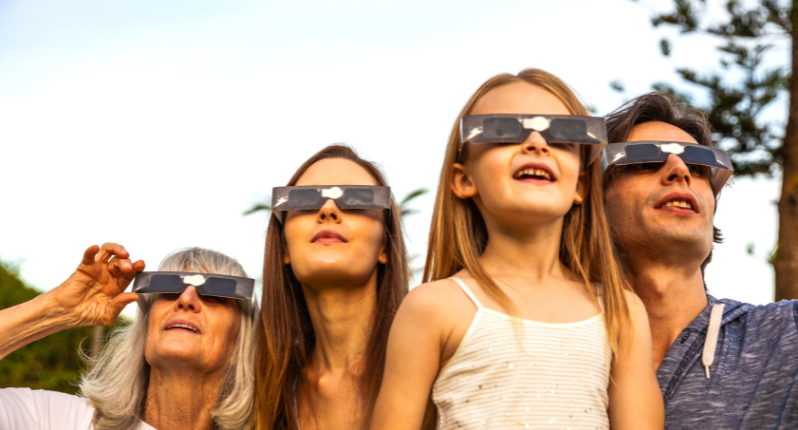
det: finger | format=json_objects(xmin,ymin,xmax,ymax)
[
  {"xmin": 104, "ymin": 293, "xmax": 140, "ymax": 325},
  {"xmin": 81, "ymin": 245, "xmax": 101, "ymax": 265},
  {"xmin": 107, "ymin": 258, "xmax": 133, "ymax": 278},
  {"xmin": 123, "ymin": 260, "xmax": 146, "ymax": 281},
  {"xmin": 105, "ymin": 258, "xmax": 132, "ymax": 278},
  {"xmin": 96, "ymin": 242, "xmax": 129, "ymax": 264}
]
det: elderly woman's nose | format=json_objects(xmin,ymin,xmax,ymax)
[{"xmin": 175, "ymin": 286, "xmax": 202, "ymax": 312}]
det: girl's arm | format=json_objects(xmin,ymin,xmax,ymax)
[
  {"xmin": 0, "ymin": 243, "xmax": 143, "ymax": 360},
  {"xmin": 608, "ymin": 291, "xmax": 665, "ymax": 429},
  {"xmin": 370, "ymin": 283, "xmax": 451, "ymax": 430}
]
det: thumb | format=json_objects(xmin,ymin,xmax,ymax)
[{"xmin": 104, "ymin": 292, "xmax": 140, "ymax": 325}]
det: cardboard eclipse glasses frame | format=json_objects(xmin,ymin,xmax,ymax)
[
  {"xmin": 601, "ymin": 141, "xmax": 733, "ymax": 193},
  {"xmin": 459, "ymin": 114, "xmax": 608, "ymax": 164},
  {"xmin": 271, "ymin": 185, "xmax": 392, "ymax": 223},
  {"xmin": 132, "ymin": 272, "xmax": 254, "ymax": 300}
]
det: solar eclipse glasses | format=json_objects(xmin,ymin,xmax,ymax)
[
  {"xmin": 459, "ymin": 114, "xmax": 608, "ymax": 163},
  {"xmin": 601, "ymin": 141, "xmax": 733, "ymax": 193},
  {"xmin": 271, "ymin": 185, "xmax": 391, "ymax": 223},
  {"xmin": 132, "ymin": 272, "xmax": 254, "ymax": 300}
]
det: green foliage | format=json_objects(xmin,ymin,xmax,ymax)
[
  {"xmin": 628, "ymin": 0, "xmax": 792, "ymax": 177},
  {"xmin": 0, "ymin": 261, "xmax": 128, "ymax": 394}
]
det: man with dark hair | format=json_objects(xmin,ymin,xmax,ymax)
[{"xmin": 603, "ymin": 92, "xmax": 798, "ymax": 429}]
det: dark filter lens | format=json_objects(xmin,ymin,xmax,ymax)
[
  {"xmin": 482, "ymin": 117, "xmax": 523, "ymax": 139},
  {"xmin": 625, "ymin": 144, "xmax": 661, "ymax": 162},
  {"xmin": 342, "ymin": 188, "xmax": 375, "ymax": 206},
  {"xmin": 288, "ymin": 189, "xmax": 320, "ymax": 207},
  {"xmin": 205, "ymin": 277, "xmax": 237, "ymax": 295},
  {"xmin": 683, "ymin": 146, "xmax": 718, "ymax": 166},
  {"xmin": 149, "ymin": 275, "xmax": 183, "ymax": 292},
  {"xmin": 549, "ymin": 119, "xmax": 587, "ymax": 140}
]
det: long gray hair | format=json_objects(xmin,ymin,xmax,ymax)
[{"xmin": 79, "ymin": 247, "xmax": 259, "ymax": 430}]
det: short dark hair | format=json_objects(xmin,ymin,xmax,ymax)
[{"xmin": 604, "ymin": 93, "xmax": 723, "ymax": 287}]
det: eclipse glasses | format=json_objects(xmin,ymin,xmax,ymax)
[
  {"xmin": 132, "ymin": 272, "xmax": 254, "ymax": 300},
  {"xmin": 601, "ymin": 141, "xmax": 733, "ymax": 193},
  {"xmin": 271, "ymin": 185, "xmax": 391, "ymax": 223},
  {"xmin": 459, "ymin": 114, "xmax": 608, "ymax": 164}
]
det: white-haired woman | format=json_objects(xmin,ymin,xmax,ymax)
[{"xmin": 0, "ymin": 243, "xmax": 258, "ymax": 430}]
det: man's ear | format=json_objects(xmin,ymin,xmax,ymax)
[
  {"xmin": 451, "ymin": 163, "xmax": 478, "ymax": 199},
  {"xmin": 573, "ymin": 170, "xmax": 588, "ymax": 205}
]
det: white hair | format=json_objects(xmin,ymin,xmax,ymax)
[{"xmin": 79, "ymin": 247, "xmax": 259, "ymax": 430}]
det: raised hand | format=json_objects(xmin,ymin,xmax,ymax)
[{"xmin": 48, "ymin": 243, "xmax": 145, "ymax": 327}]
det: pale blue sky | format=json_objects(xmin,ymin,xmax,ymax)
[{"xmin": 0, "ymin": 0, "xmax": 783, "ymax": 316}]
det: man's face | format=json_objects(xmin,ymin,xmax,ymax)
[{"xmin": 604, "ymin": 121, "xmax": 716, "ymax": 263}]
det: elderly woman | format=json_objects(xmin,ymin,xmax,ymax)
[{"xmin": 0, "ymin": 244, "xmax": 258, "ymax": 430}]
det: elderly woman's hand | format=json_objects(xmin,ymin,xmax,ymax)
[
  {"xmin": 48, "ymin": 243, "xmax": 145, "ymax": 327},
  {"xmin": 0, "ymin": 243, "xmax": 145, "ymax": 360}
]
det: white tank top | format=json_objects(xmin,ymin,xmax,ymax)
[{"xmin": 432, "ymin": 277, "xmax": 611, "ymax": 430}]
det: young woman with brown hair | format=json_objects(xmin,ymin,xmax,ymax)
[
  {"xmin": 254, "ymin": 145, "xmax": 409, "ymax": 430},
  {"xmin": 371, "ymin": 69, "xmax": 663, "ymax": 429}
]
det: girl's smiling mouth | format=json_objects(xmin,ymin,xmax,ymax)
[{"xmin": 513, "ymin": 162, "xmax": 556, "ymax": 184}]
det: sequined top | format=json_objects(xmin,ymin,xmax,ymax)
[{"xmin": 432, "ymin": 277, "xmax": 611, "ymax": 430}]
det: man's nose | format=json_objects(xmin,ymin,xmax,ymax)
[{"xmin": 661, "ymin": 154, "xmax": 692, "ymax": 187}]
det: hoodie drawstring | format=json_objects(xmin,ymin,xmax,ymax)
[{"xmin": 702, "ymin": 303, "xmax": 726, "ymax": 379}]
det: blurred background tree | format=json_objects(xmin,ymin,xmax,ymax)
[
  {"xmin": 620, "ymin": 0, "xmax": 798, "ymax": 300},
  {"xmin": 0, "ymin": 260, "xmax": 129, "ymax": 394}
]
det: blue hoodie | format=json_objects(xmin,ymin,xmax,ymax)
[{"xmin": 658, "ymin": 294, "xmax": 798, "ymax": 429}]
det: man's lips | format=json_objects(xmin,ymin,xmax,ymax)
[
  {"xmin": 655, "ymin": 191, "xmax": 700, "ymax": 215},
  {"xmin": 312, "ymin": 229, "xmax": 347, "ymax": 244},
  {"xmin": 164, "ymin": 319, "xmax": 201, "ymax": 334}
]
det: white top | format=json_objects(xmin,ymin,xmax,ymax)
[
  {"xmin": 432, "ymin": 277, "xmax": 611, "ymax": 430},
  {"xmin": 0, "ymin": 388, "xmax": 156, "ymax": 430}
]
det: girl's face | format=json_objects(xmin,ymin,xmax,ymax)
[
  {"xmin": 282, "ymin": 158, "xmax": 388, "ymax": 288},
  {"xmin": 453, "ymin": 82, "xmax": 586, "ymax": 229}
]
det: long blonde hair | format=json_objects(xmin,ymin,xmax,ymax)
[{"xmin": 423, "ymin": 68, "xmax": 630, "ymax": 355}]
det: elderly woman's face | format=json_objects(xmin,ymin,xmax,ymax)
[
  {"xmin": 282, "ymin": 158, "xmax": 388, "ymax": 288},
  {"xmin": 145, "ymin": 285, "xmax": 241, "ymax": 373}
]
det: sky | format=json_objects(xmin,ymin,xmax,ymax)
[{"xmin": 0, "ymin": 0, "xmax": 786, "ymax": 318}]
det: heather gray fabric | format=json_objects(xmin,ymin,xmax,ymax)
[{"xmin": 658, "ymin": 294, "xmax": 798, "ymax": 429}]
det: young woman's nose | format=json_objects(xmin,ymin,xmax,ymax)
[
  {"xmin": 175, "ymin": 286, "xmax": 202, "ymax": 312},
  {"xmin": 521, "ymin": 132, "xmax": 550, "ymax": 155},
  {"xmin": 661, "ymin": 154, "xmax": 693, "ymax": 187},
  {"xmin": 317, "ymin": 199, "xmax": 343, "ymax": 224}
]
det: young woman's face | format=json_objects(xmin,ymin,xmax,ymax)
[
  {"xmin": 454, "ymin": 82, "xmax": 585, "ymax": 228},
  {"xmin": 282, "ymin": 158, "xmax": 388, "ymax": 288}
]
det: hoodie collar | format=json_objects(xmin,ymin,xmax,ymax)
[{"xmin": 656, "ymin": 295, "xmax": 749, "ymax": 405}]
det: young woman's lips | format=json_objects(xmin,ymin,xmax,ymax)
[{"xmin": 312, "ymin": 229, "xmax": 348, "ymax": 244}]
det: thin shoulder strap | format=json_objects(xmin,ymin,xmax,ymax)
[{"xmin": 449, "ymin": 276, "xmax": 484, "ymax": 310}]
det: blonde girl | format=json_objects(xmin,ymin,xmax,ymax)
[{"xmin": 370, "ymin": 69, "xmax": 663, "ymax": 430}]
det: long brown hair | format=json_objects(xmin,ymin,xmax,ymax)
[
  {"xmin": 423, "ymin": 68, "xmax": 631, "ymax": 355},
  {"xmin": 254, "ymin": 144, "xmax": 409, "ymax": 430}
]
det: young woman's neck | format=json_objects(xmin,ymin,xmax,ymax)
[
  {"xmin": 143, "ymin": 366, "xmax": 226, "ymax": 430},
  {"xmin": 301, "ymin": 271, "xmax": 377, "ymax": 374},
  {"xmin": 480, "ymin": 216, "xmax": 569, "ymax": 281}
]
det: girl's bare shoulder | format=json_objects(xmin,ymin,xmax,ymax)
[{"xmin": 399, "ymin": 274, "xmax": 478, "ymax": 325}]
